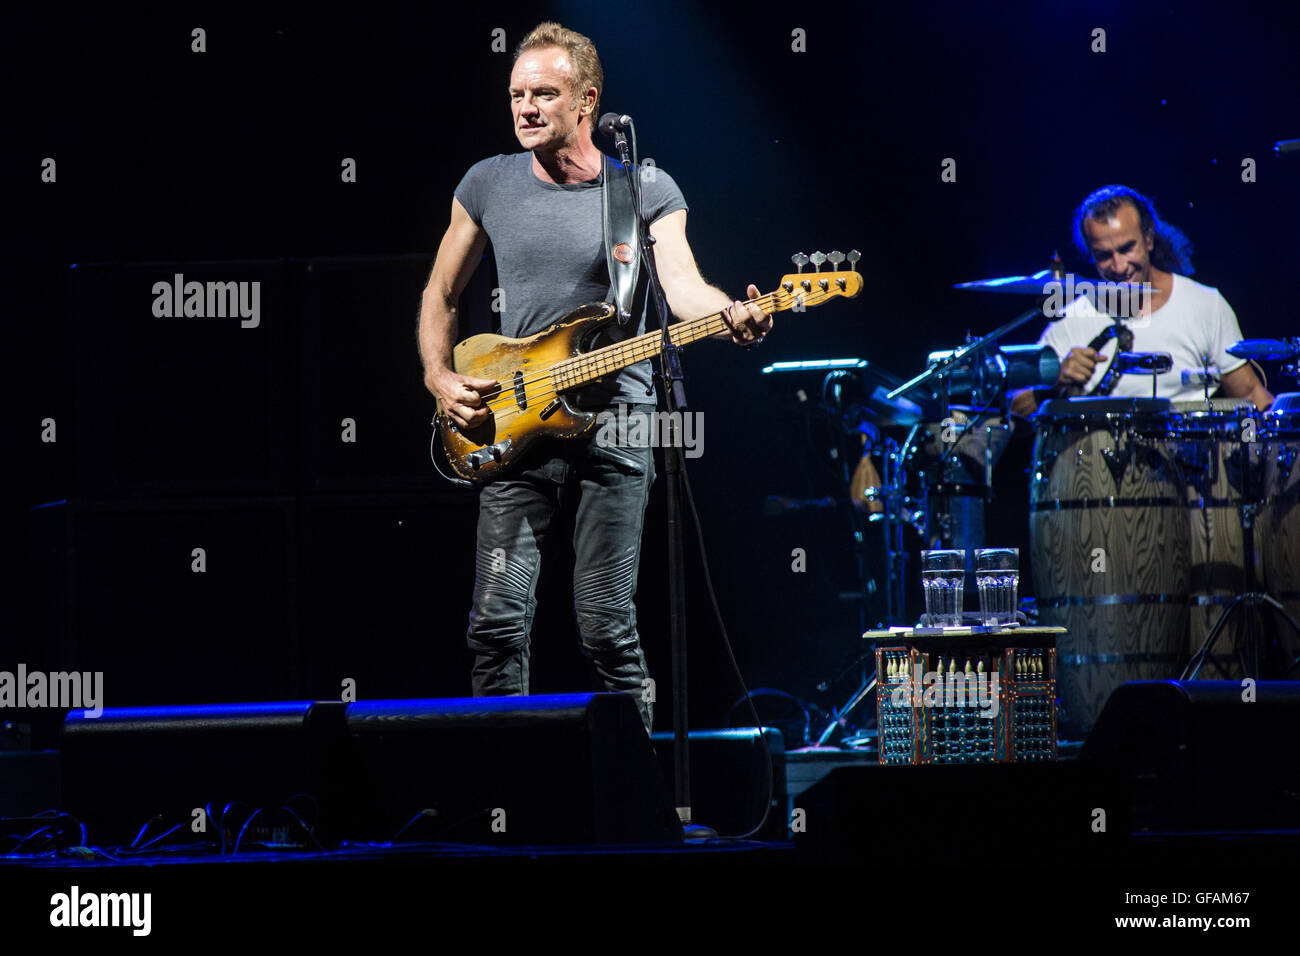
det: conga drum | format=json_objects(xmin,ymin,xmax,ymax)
[
  {"xmin": 1167, "ymin": 399, "xmax": 1259, "ymax": 677},
  {"xmin": 1030, "ymin": 398, "xmax": 1189, "ymax": 738},
  {"xmin": 1260, "ymin": 394, "xmax": 1300, "ymax": 668}
]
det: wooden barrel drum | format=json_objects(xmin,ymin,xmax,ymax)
[
  {"xmin": 1029, "ymin": 398, "xmax": 1189, "ymax": 738},
  {"xmin": 1168, "ymin": 400, "xmax": 1259, "ymax": 678},
  {"xmin": 1260, "ymin": 395, "xmax": 1300, "ymax": 670}
]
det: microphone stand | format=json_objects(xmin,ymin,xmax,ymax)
[
  {"xmin": 611, "ymin": 121, "xmax": 716, "ymax": 841},
  {"xmin": 885, "ymin": 303, "xmax": 1046, "ymax": 404}
]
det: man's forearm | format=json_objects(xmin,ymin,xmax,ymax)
[
  {"xmin": 418, "ymin": 288, "xmax": 458, "ymax": 386},
  {"xmin": 669, "ymin": 282, "xmax": 749, "ymax": 341}
]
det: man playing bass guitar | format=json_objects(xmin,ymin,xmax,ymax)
[{"xmin": 416, "ymin": 22, "xmax": 771, "ymax": 735}]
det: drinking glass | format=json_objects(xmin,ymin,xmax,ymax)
[
  {"xmin": 975, "ymin": 547, "xmax": 1019, "ymax": 626},
  {"xmin": 921, "ymin": 549, "xmax": 966, "ymax": 627}
]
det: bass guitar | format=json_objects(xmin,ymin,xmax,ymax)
[{"xmin": 434, "ymin": 255, "xmax": 863, "ymax": 483}]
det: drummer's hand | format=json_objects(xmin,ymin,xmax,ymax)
[{"xmin": 1059, "ymin": 347, "xmax": 1107, "ymax": 386}]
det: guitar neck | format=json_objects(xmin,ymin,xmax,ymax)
[
  {"xmin": 551, "ymin": 304, "xmax": 764, "ymax": 392},
  {"xmin": 550, "ymin": 268, "xmax": 861, "ymax": 393}
]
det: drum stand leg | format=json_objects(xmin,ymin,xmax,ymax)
[
  {"xmin": 815, "ymin": 672, "xmax": 877, "ymax": 747},
  {"xmin": 1183, "ymin": 592, "xmax": 1300, "ymax": 680},
  {"xmin": 1180, "ymin": 442, "xmax": 1300, "ymax": 679}
]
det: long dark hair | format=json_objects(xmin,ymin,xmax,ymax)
[{"xmin": 1071, "ymin": 185, "xmax": 1195, "ymax": 276}]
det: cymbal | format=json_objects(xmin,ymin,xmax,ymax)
[
  {"xmin": 952, "ymin": 270, "xmax": 1149, "ymax": 297},
  {"xmin": 1227, "ymin": 338, "xmax": 1299, "ymax": 361},
  {"xmin": 952, "ymin": 270, "xmax": 1056, "ymax": 294},
  {"xmin": 862, "ymin": 387, "xmax": 926, "ymax": 426}
]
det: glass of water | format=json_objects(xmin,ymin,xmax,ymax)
[
  {"xmin": 921, "ymin": 549, "xmax": 966, "ymax": 627},
  {"xmin": 975, "ymin": 548, "xmax": 1019, "ymax": 626}
]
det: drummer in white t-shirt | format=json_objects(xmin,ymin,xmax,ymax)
[{"xmin": 1010, "ymin": 185, "xmax": 1273, "ymax": 414}]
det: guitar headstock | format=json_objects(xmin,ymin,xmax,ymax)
[{"xmin": 774, "ymin": 249, "xmax": 863, "ymax": 310}]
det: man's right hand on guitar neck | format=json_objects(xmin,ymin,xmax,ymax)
[{"xmin": 427, "ymin": 366, "xmax": 498, "ymax": 429}]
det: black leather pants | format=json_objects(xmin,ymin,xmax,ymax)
[{"xmin": 465, "ymin": 405, "xmax": 657, "ymax": 734}]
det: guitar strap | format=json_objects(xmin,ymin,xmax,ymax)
[{"xmin": 601, "ymin": 156, "xmax": 641, "ymax": 326}]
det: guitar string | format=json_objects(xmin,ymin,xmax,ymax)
[
  {"xmin": 474, "ymin": 293, "xmax": 798, "ymax": 427},
  {"xmin": 477, "ymin": 292, "xmax": 782, "ymax": 409},
  {"xmin": 479, "ymin": 315, "xmax": 731, "ymax": 429},
  {"xmin": 482, "ymin": 318, "xmax": 726, "ymax": 429},
  {"xmin": 464, "ymin": 285, "xmax": 852, "ymax": 432},
  {"xmin": 467, "ymin": 284, "xmax": 849, "ymax": 417},
  {"xmin": 462, "ymin": 286, "xmax": 846, "ymax": 431}
]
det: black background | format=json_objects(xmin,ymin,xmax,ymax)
[{"xmin": 6, "ymin": 2, "xmax": 1298, "ymax": 730}]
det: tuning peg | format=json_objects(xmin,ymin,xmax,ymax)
[
  {"xmin": 846, "ymin": 250, "xmax": 861, "ymax": 272},
  {"xmin": 810, "ymin": 252, "xmax": 827, "ymax": 272},
  {"xmin": 791, "ymin": 252, "xmax": 809, "ymax": 273},
  {"xmin": 828, "ymin": 250, "xmax": 844, "ymax": 272}
]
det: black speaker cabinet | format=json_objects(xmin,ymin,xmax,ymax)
[
  {"xmin": 297, "ymin": 491, "xmax": 479, "ymax": 701},
  {"xmin": 649, "ymin": 727, "xmax": 786, "ymax": 839},
  {"xmin": 60, "ymin": 701, "xmax": 348, "ymax": 848},
  {"xmin": 68, "ymin": 259, "xmax": 292, "ymax": 497},
  {"xmin": 342, "ymin": 693, "xmax": 681, "ymax": 845},
  {"xmin": 795, "ymin": 761, "xmax": 1125, "ymax": 863},
  {"xmin": 294, "ymin": 253, "xmax": 497, "ymax": 492},
  {"xmin": 1080, "ymin": 680, "xmax": 1300, "ymax": 832},
  {"xmin": 29, "ymin": 497, "xmax": 298, "ymax": 709}
]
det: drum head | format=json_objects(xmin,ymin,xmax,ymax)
[
  {"xmin": 1272, "ymin": 392, "xmax": 1300, "ymax": 414},
  {"xmin": 1038, "ymin": 397, "xmax": 1172, "ymax": 417}
]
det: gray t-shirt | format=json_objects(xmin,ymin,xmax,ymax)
[{"xmin": 454, "ymin": 151, "xmax": 688, "ymax": 403}]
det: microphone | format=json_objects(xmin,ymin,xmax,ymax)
[{"xmin": 598, "ymin": 112, "xmax": 632, "ymax": 136}]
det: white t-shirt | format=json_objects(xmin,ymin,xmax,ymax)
[{"xmin": 1037, "ymin": 273, "xmax": 1247, "ymax": 401}]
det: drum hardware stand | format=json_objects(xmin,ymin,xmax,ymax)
[
  {"xmin": 813, "ymin": 277, "xmax": 1065, "ymax": 747},
  {"xmin": 812, "ymin": 304, "xmax": 1053, "ymax": 746},
  {"xmin": 1181, "ymin": 409, "xmax": 1300, "ymax": 680},
  {"xmin": 814, "ymin": 670, "xmax": 877, "ymax": 747},
  {"xmin": 1110, "ymin": 351, "xmax": 1173, "ymax": 399},
  {"xmin": 872, "ymin": 429, "xmax": 928, "ymax": 624},
  {"xmin": 813, "ymin": 425, "xmax": 931, "ymax": 746},
  {"xmin": 1181, "ymin": 360, "xmax": 1220, "ymax": 404},
  {"xmin": 886, "ymin": 304, "xmax": 1047, "ymax": 406}
]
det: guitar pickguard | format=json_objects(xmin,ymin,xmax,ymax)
[{"xmin": 437, "ymin": 302, "xmax": 620, "ymax": 482}]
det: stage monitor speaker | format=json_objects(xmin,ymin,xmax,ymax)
[
  {"xmin": 795, "ymin": 761, "xmax": 1126, "ymax": 862},
  {"xmin": 1080, "ymin": 679, "xmax": 1300, "ymax": 832},
  {"xmin": 60, "ymin": 701, "xmax": 349, "ymax": 848},
  {"xmin": 343, "ymin": 693, "xmax": 681, "ymax": 845}
]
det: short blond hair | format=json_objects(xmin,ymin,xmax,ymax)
[{"xmin": 515, "ymin": 22, "xmax": 603, "ymax": 132}]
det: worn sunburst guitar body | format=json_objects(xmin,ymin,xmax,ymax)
[{"xmin": 435, "ymin": 263, "xmax": 863, "ymax": 483}]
